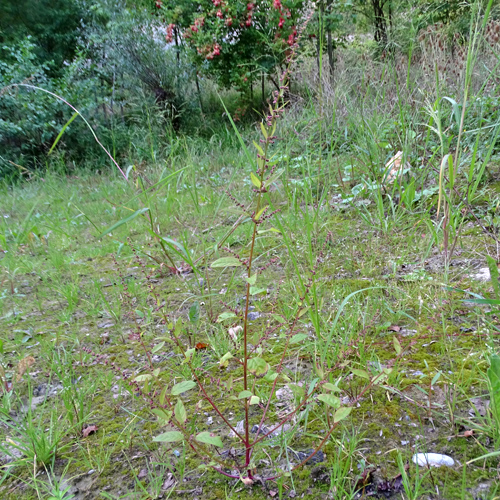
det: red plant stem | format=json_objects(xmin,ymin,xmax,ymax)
[
  {"xmin": 250, "ymin": 306, "xmax": 302, "ymax": 452},
  {"xmin": 168, "ymin": 327, "xmax": 246, "ymax": 442}
]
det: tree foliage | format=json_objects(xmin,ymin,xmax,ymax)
[{"xmin": 161, "ymin": 0, "xmax": 308, "ymax": 92}]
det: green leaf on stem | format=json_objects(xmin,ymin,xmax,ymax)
[
  {"xmin": 196, "ymin": 432, "xmax": 223, "ymax": 448},
  {"xmin": 217, "ymin": 312, "xmax": 237, "ymax": 322},
  {"xmin": 183, "ymin": 348, "xmax": 195, "ymax": 363},
  {"xmin": 317, "ymin": 394, "xmax": 340, "ymax": 408},
  {"xmin": 249, "ymin": 395, "xmax": 260, "ymax": 405},
  {"xmin": 352, "ymin": 369, "xmax": 370, "ymax": 380},
  {"xmin": 211, "ymin": 257, "xmax": 242, "ymax": 268},
  {"xmin": 219, "ymin": 352, "xmax": 233, "ymax": 368},
  {"xmin": 253, "ymin": 141, "xmax": 264, "ymax": 155},
  {"xmin": 247, "ymin": 357, "xmax": 269, "ymax": 377},
  {"xmin": 175, "ymin": 398, "xmax": 187, "ymax": 425},
  {"xmin": 151, "ymin": 408, "xmax": 172, "ymax": 422},
  {"xmin": 333, "ymin": 406, "xmax": 352, "ymax": 423},
  {"xmin": 393, "ymin": 336, "xmax": 402, "ymax": 355},
  {"xmin": 189, "ymin": 301, "xmax": 200, "ymax": 324},
  {"xmin": 171, "ymin": 380, "xmax": 197, "ymax": 396},
  {"xmin": 152, "ymin": 341, "xmax": 165, "ymax": 353},
  {"xmin": 250, "ymin": 172, "xmax": 262, "ymax": 188},
  {"xmin": 260, "ymin": 122, "xmax": 268, "ymax": 139},
  {"xmin": 245, "ymin": 274, "xmax": 257, "ymax": 285},
  {"xmin": 238, "ymin": 390, "xmax": 253, "ymax": 399},
  {"xmin": 290, "ymin": 333, "xmax": 308, "ymax": 344},
  {"xmin": 255, "ymin": 206, "xmax": 267, "ymax": 221},
  {"xmin": 323, "ymin": 383, "xmax": 341, "ymax": 393},
  {"xmin": 153, "ymin": 431, "xmax": 184, "ymax": 443}
]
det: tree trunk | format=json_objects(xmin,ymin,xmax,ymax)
[
  {"xmin": 372, "ymin": 0, "xmax": 388, "ymax": 48},
  {"xmin": 326, "ymin": 28, "xmax": 334, "ymax": 83}
]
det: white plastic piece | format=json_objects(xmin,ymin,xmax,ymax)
[{"xmin": 412, "ymin": 453, "xmax": 455, "ymax": 467}]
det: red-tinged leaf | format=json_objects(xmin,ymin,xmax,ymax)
[
  {"xmin": 388, "ymin": 325, "xmax": 401, "ymax": 332},
  {"xmin": 195, "ymin": 342, "xmax": 208, "ymax": 350},
  {"xmin": 82, "ymin": 424, "xmax": 98, "ymax": 437},
  {"xmin": 463, "ymin": 430, "xmax": 474, "ymax": 437}
]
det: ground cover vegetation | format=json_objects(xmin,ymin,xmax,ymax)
[{"xmin": 1, "ymin": 0, "xmax": 500, "ymax": 498}]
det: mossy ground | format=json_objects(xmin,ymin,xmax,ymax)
[{"xmin": 0, "ymin": 156, "xmax": 499, "ymax": 500}]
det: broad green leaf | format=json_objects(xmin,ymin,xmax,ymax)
[
  {"xmin": 159, "ymin": 386, "xmax": 168, "ymax": 405},
  {"xmin": 183, "ymin": 348, "xmax": 195, "ymax": 362},
  {"xmin": 249, "ymin": 395, "xmax": 260, "ymax": 405},
  {"xmin": 250, "ymin": 172, "xmax": 262, "ymax": 188},
  {"xmin": 99, "ymin": 207, "xmax": 150, "ymax": 239},
  {"xmin": 151, "ymin": 408, "xmax": 172, "ymax": 422},
  {"xmin": 393, "ymin": 336, "xmax": 402, "ymax": 355},
  {"xmin": 153, "ymin": 431, "xmax": 184, "ymax": 443},
  {"xmin": 152, "ymin": 341, "xmax": 165, "ymax": 353},
  {"xmin": 308, "ymin": 377, "xmax": 320, "ymax": 396},
  {"xmin": 323, "ymin": 383, "xmax": 341, "ymax": 393},
  {"xmin": 271, "ymin": 314, "xmax": 286, "ymax": 324},
  {"xmin": 262, "ymin": 371, "xmax": 279, "ymax": 382},
  {"xmin": 134, "ymin": 374, "xmax": 153, "ymax": 382},
  {"xmin": 317, "ymin": 394, "xmax": 340, "ymax": 408},
  {"xmin": 333, "ymin": 406, "xmax": 352, "ymax": 423},
  {"xmin": 238, "ymin": 390, "xmax": 253, "ymax": 399},
  {"xmin": 189, "ymin": 302, "xmax": 200, "ymax": 324},
  {"xmin": 290, "ymin": 333, "xmax": 308, "ymax": 344},
  {"xmin": 352, "ymin": 369, "xmax": 370, "ymax": 380},
  {"xmin": 260, "ymin": 122, "xmax": 268, "ymax": 139},
  {"xmin": 249, "ymin": 286, "xmax": 266, "ymax": 295},
  {"xmin": 247, "ymin": 357, "xmax": 269, "ymax": 377},
  {"xmin": 196, "ymin": 432, "xmax": 223, "ymax": 448},
  {"xmin": 245, "ymin": 274, "xmax": 257, "ymax": 285},
  {"xmin": 253, "ymin": 140, "xmax": 264, "ymax": 155},
  {"xmin": 298, "ymin": 307, "xmax": 309, "ymax": 318},
  {"xmin": 217, "ymin": 312, "xmax": 237, "ymax": 322},
  {"xmin": 175, "ymin": 398, "xmax": 187, "ymax": 425},
  {"xmin": 211, "ymin": 257, "xmax": 242, "ymax": 268},
  {"xmin": 264, "ymin": 168, "xmax": 285, "ymax": 187},
  {"xmin": 171, "ymin": 380, "xmax": 197, "ymax": 396},
  {"xmin": 219, "ymin": 352, "xmax": 233, "ymax": 368},
  {"xmin": 255, "ymin": 206, "xmax": 267, "ymax": 221}
]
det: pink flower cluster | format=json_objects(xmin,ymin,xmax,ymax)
[
  {"xmin": 184, "ymin": 16, "xmax": 205, "ymax": 38},
  {"xmin": 165, "ymin": 23, "xmax": 175, "ymax": 43}
]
